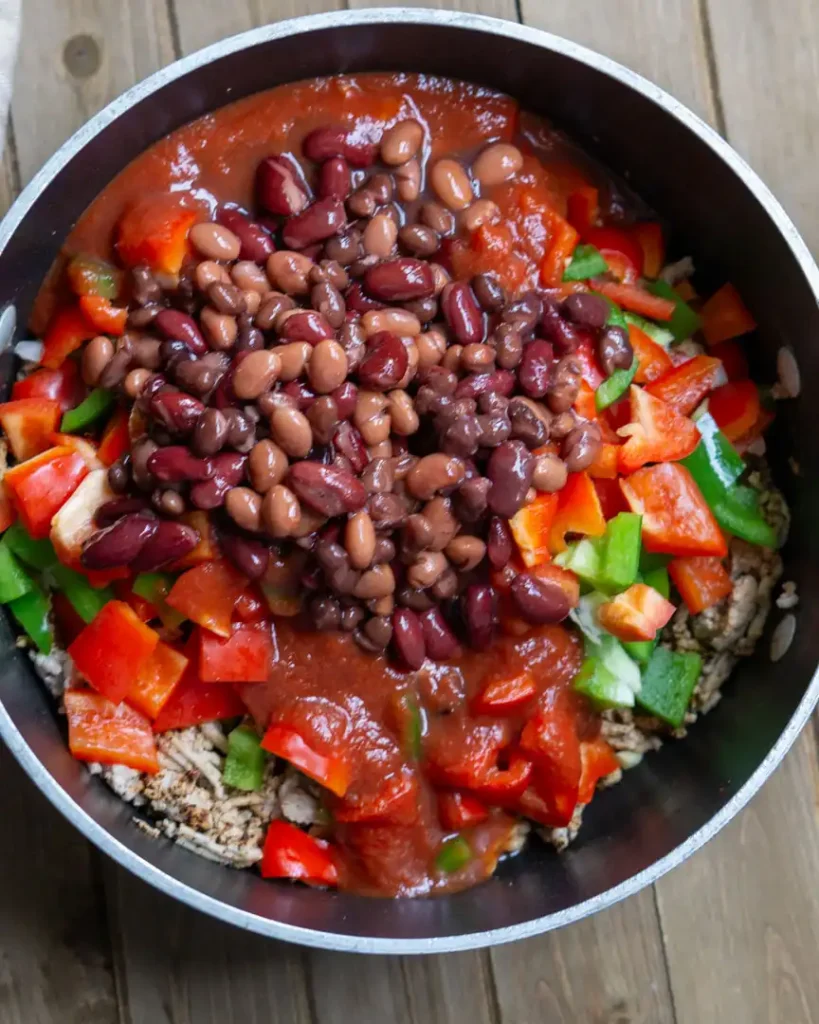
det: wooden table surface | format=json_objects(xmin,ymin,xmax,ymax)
[{"xmin": 3, "ymin": 2, "xmax": 819, "ymax": 1022}]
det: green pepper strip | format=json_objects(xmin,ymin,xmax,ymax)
[
  {"xmin": 600, "ymin": 512, "xmax": 642, "ymax": 592},
  {"xmin": 222, "ymin": 725, "xmax": 267, "ymax": 792},
  {"xmin": 681, "ymin": 414, "xmax": 777, "ymax": 548},
  {"xmin": 0, "ymin": 540, "xmax": 34, "ymax": 604},
  {"xmin": 49, "ymin": 564, "xmax": 113, "ymax": 624},
  {"xmin": 9, "ymin": 581, "xmax": 53, "ymax": 654},
  {"xmin": 596, "ymin": 353, "xmax": 638, "ymax": 411},
  {"xmin": 555, "ymin": 537, "xmax": 604, "ymax": 590},
  {"xmin": 3, "ymin": 521, "xmax": 58, "ymax": 571},
  {"xmin": 60, "ymin": 388, "xmax": 115, "ymax": 433},
  {"xmin": 69, "ymin": 256, "xmax": 120, "ymax": 300},
  {"xmin": 637, "ymin": 646, "xmax": 702, "ymax": 727},
  {"xmin": 132, "ymin": 572, "xmax": 185, "ymax": 629},
  {"xmin": 563, "ymin": 244, "xmax": 609, "ymax": 282},
  {"xmin": 435, "ymin": 835, "xmax": 472, "ymax": 873},
  {"xmin": 646, "ymin": 280, "xmax": 702, "ymax": 341},
  {"xmin": 624, "ymin": 311, "xmax": 674, "ymax": 349},
  {"xmin": 622, "ymin": 566, "xmax": 670, "ymax": 664}
]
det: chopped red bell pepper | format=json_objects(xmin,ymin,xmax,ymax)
[
  {"xmin": 78, "ymin": 295, "xmax": 127, "ymax": 336},
  {"xmin": 675, "ymin": 279, "xmax": 698, "ymax": 303},
  {"xmin": 116, "ymin": 197, "xmax": 197, "ymax": 276},
  {"xmin": 234, "ymin": 588, "xmax": 269, "ymax": 624},
  {"xmin": 587, "ymin": 443, "xmax": 619, "ymax": 479},
  {"xmin": 437, "ymin": 790, "xmax": 490, "ymax": 830},
  {"xmin": 585, "ymin": 226, "xmax": 644, "ymax": 280},
  {"xmin": 50, "ymin": 468, "xmax": 115, "ymax": 569},
  {"xmin": 668, "ymin": 556, "xmax": 733, "ymax": 614},
  {"xmin": 701, "ymin": 283, "xmax": 756, "ymax": 345},
  {"xmin": 593, "ymin": 476, "xmax": 630, "ymax": 520},
  {"xmin": 50, "ymin": 432, "xmax": 101, "ymax": 469},
  {"xmin": 592, "ymin": 281, "xmax": 676, "ymax": 321},
  {"xmin": 577, "ymin": 736, "xmax": 620, "ymax": 804},
  {"xmin": 4, "ymin": 445, "xmax": 89, "ymax": 538},
  {"xmin": 41, "ymin": 306, "xmax": 96, "ymax": 369},
  {"xmin": 572, "ymin": 334, "xmax": 605, "ymax": 390},
  {"xmin": 262, "ymin": 723, "xmax": 351, "ymax": 797},
  {"xmin": 707, "ymin": 379, "xmax": 760, "ymax": 442},
  {"xmin": 709, "ymin": 339, "xmax": 749, "ymax": 382},
  {"xmin": 64, "ymin": 689, "xmax": 160, "ymax": 774},
  {"xmin": 531, "ymin": 561, "xmax": 581, "ymax": 607},
  {"xmin": 617, "ymin": 386, "xmax": 699, "ymax": 474},
  {"xmin": 548, "ymin": 471, "xmax": 606, "ymax": 553},
  {"xmin": 199, "ymin": 623, "xmax": 273, "ymax": 684},
  {"xmin": 470, "ymin": 750, "xmax": 533, "ymax": 805},
  {"xmin": 620, "ymin": 462, "xmax": 728, "ymax": 558},
  {"xmin": 574, "ymin": 378, "xmax": 598, "ymax": 421},
  {"xmin": 540, "ymin": 210, "xmax": 579, "ymax": 286},
  {"xmin": 66, "ymin": 254, "xmax": 123, "ymax": 299},
  {"xmin": 472, "ymin": 669, "xmax": 537, "ymax": 716},
  {"xmin": 566, "ymin": 186, "xmax": 599, "ymax": 236},
  {"xmin": 152, "ymin": 673, "xmax": 246, "ymax": 732},
  {"xmin": 631, "ymin": 222, "xmax": 665, "ymax": 279},
  {"xmin": 115, "ymin": 579, "xmax": 159, "ymax": 623},
  {"xmin": 519, "ymin": 695, "xmax": 581, "ymax": 826},
  {"xmin": 166, "ymin": 559, "xmax": 247, "ymax": 638},
  {"xmin": 97, "ymin": 408, "xmax": 130, "ymax": 466},
  {"xmin": 629, "ymin": 323, "xmax": 673, "ymax": 384},
  {"xmin": 11, "ymin": 360, "xmax": 84, "ymax": 411},
  {"xmin": 0, "ymin": 397, "xmax": 61, "ymax": 461},
  {"xmin": 260, "ymin": 820, "xmax": 338, "ymax": 887},
  {"xmin": 598, "ymin": 582, "xmax": 675, "ymax": 642},
  {"xmin": 509, "ymin": 492, "xmax": 558, "ymax": 568},
  {"xmin": 127, "ymin": 641, "xmax": 189, "ymax": 719},
  {"xmin": 0, "ymin": 488, "xmax": 15, "ymax": 533},
  {"xmin": 645, "ymin": 355, "xmax": 724, "ymax": 416},
  {"xmin": 69, "ymin": 600, "xmax": 159, "ymax": 704},
  {"xmin": 333, "ymin": 769, "xmax": 419, "ymax": 825}
]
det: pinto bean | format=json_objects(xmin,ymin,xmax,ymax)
[
  {"xmin": 547, "ymin": 355, "xmax": 582, "ymax": 413},
  {"xmin": 361, "ymin": 308, "xmax": 422, "ymax": 339},
  {"xmin": 362, "ymin": 213, "xmax": 398, "ymax": 259},
  {"xmin": 406, "ymin": 454, "xmax": 466, "ymax": 500},
  {"xmin": 248, "ymin": 439, "xmax": 288, "ymax": 493},
  {"xmin": 472, "ymin": 143, "xmax": 524, "ymax": 186},
  {"xmin": 311, "ymin": 281, "xmax": 346, "ymax": 329},
  {"xmin": 269, "ymin": 406, "xmax": 313, "ymax": 458},
  {"xmin": 276, "ymin": 342, "xmax": 312, "ymax": 383},
  {"xmin": 430, "ymin": 158, "xmax": 473, "ymax": 210},
  {"xmin": 598, "ymin": 324, "xmax": 634, "ymax": 376},
  {"xmin": 256, "ymin": 154, "xmax": 309, "ymax": 216},
  {"xmin": 307, "ymin": 339, "xmax": 348, "ymax": 393},
  {"xmin": 486, "ymin": 440, "xmax": 535, "ymax": 518},
  {"xmin": 266, "ymin": 251, "xmax": 314, "ymax": 295},
  {"xmin": 208, "ymin": 281, "xmax": 247, "ymax": 315},
  {"xmin": 407, "ymin": 551, "xmax": 448, "ymax": 590},
  {"xmin": 508, "ymin": 396, "xmax": 551, "ymax": 448},
  {"xmin": 232, "ymin": 349, "xmax": 281, "ymax": 400},
  {"xmin": 189, "ymin": 222, "xmax": 241, "ymax": 261},
  {"xmin": 398, "ymin": 224, "xmax": 439, "ymax": 258},
  {"xmin": 381, "ymin": 119, "xmax": 424, "ymax": 165},
  {"xmin": 225, "ymin": 486, "xmax": 263, "ymax": 532},
  {"xmin": 460, "ymin": 199, "xmax": 501, "ymax": 233},
  {"xmin": 308, "ymin": 395, "xmax": 340, "ymax": 444},
  {"xmin": 461, "ymin": 343, "xmax": 495, "ymax": 373},
  {"xmin": 255, "ymin": 292, "xmax": 295, "ymax": 330},
  {"xmin": 421, "ymin": 496, "xmax": 458, "ymax": 551},
  {"xmin": 532, "ymin": 451, "xmax": 569, "ymax": 493},
  {"xmin": 345, "ymin": 510, "xmax": 377, "ymax": 569},
  {"xmin": 353, "ymin": 391, "xmax": 391, "ymax": 446},
  {"xmin": 562, "ymin": 421, "xmax": 603, "ymax": 472},
  {"xmin": 394, "ymin": 157, "xmax": 421, "ymax": 202},
  {"xmin": 288, "ymin": 461, "xmax": 367, "ymax": 516},
  {"xmin": 353, "ymin": 563, "xmax": 395, "ymax": 600},
  {"xmin": 387, "ymin": 389, "xmax": 419, "ymax": 435},
  {"xmin": 82, "ymin": 335, "xmax": 114, "ymax": 386},
  {"xmin": 200, "ymin": 307, "xmax": 237, "ymax": 351},
  {"xmin": 262, "ymin": 484, "xmax": 302, "ymax": 538}
]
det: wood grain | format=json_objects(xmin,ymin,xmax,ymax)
[
  {"xmin": 171, "ymin": 0, "xmax": 344, "ymax": 56},
  {"xmin": 0, "ymin": 747, "xmax": 119, "ymax": 1024},
  {"xmin": 10, "ymin": 0, "xmax": 175, "ymax": 184}
]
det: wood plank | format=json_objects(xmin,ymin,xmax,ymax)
[
  {"xmin": 0, "ymin": 747, "xmax": 119, "ymax": 1024},
  {"xmin": 106, "ymin": 865, "xmax": 312, "ymax": 1024},
  {"xmin": 520, "ymin": 0, "xmax": 716, "ymax": 122},
  {"xmin": 172, "ymin": 0, "xmax": 344, "ymax": 56},
  {"xmin": 654, "ymin": 5, "xmax": 819, "ymax": 1021},
  {"xmin": 11, "ymin": 0, "xmax": 175, "ymax": 184}
]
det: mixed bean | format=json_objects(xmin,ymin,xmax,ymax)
[{"xmin": 79, "ymin": 120, "xmax": 631, "ymax": 663}]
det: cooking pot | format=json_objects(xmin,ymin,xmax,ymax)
[{"xmin": 0, "ymin": 7, "xmax": 816, "ymax": 953}]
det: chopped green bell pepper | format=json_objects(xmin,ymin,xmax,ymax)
[
  {"xmin": 60, "ymin": 388, "xmax": 115, "ymax": 433},
  {"xmin": 555, "ymin": 537, "xmax": 604, "ymax": 590},
  {"xmin": 564, "ymin": 244, "xmax": 609, "ymax": 282},
  {"xmin": 596, "ymin": 354, "xmax": 638, "ymax": 411},
  {"xmin": 4, "ymin": 521, "xmax": 57, "ymax": 571},
  {"xmin": 49, "ymin": 564, "xmax": 113, "ymax": 623},
  {"xmin": 222, "ymin": 725, "xmax": 267, "ymax": 791},
  {"xmin": 575, "ymin": 633, "xmax": 641, "ymax": 709},
  {"xmin": 0, "ymin": 540, "xmax": 34, "ymax": 604},
  {"xmin": 637, "ymin": 646, "xmax": 702, "ymax": 727},
  {"xmin": 639, "ymin": 549, "xmax": 671, "ymax": 576},
  {"xmin": 600, "ymin": 513, "xmax": 642, "ymax": 591},
  {"xmin": 435, "ymin": 835, "xmax": 472, "ymax": 873},
  {"xmin": 646, "ymin": 280, "xmax": 702, "ymax": 341},
  {"xmin": 68, "ymin": 255, "xmax": 121, "ymax": 300},
  {"xmin": 681, "ymin": 413, "xmax": 777, "ymax": 548},
  {"xmin": 9, "ymin": 581, "xmax": 53, "ymax": 654},
  {"xmin": 132, "ymin": 571, "xmax": 185, "ymax": 629},
  {"xmin": 624, "ymin": 311, "xmax": 674, "ymax": 349},
  {"xmin": 394, "ymin": 691, "xmax": 423, "ymax": 760}
]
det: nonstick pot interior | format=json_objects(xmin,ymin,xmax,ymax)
[{"xmin": 0, "ymin": 10, "xmax": 817, "ymax": 953}]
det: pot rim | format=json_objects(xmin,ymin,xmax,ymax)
[{"xmin": 1, "ymin": 7, "xmax": 818, "ymax": 954}]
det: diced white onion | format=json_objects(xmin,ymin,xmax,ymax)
[
  {"xmin": 776, "ymin": 346, "xmax": 800, "ymax": 399},
  {"xmin": 14, "ymin": 339, "xmax": 43, "ymax": 362},
  {"xmin": 770, "ymin": 613, "xmax": 796, "ymax": 663}
]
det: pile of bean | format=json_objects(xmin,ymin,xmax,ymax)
[{"xmin": 79, "ymin": 117, "xmax": 633, "ymax": 666}]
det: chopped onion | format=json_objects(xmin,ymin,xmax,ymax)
[
  {"xmin": 770, "ymin": 613, "xmax": 796, "ymax": 663},
  {"xmin": 14, "ymin": 339, "xmax": 43, "ymax": 362},
  {"xmin": 776, "ymin": 346, "xmax": 800, "ymax": 399}
]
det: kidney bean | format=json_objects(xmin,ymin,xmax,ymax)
[
  {"xmin": 269, "ymin": 406, "xmax": 313, "ymax": 458},
  {"xmin": 277, "ymin": 309, "xmax": 333, "ymax": 347},
  {"xmin": 329, "ymin": 381, "xmax": 357, "ymax": 421},
  {"xmin": 562, "ymin": 292, "xmax": 610, "ymax": 330},
  {"xmin": 287, "ymin": 461, "xmax": 367, "ymax": 517},
  {"xmin": 257, "ymin": 154, "xmax": 309, "ymax": 216},
  {"xmin": 472, "ymin": 143, "xmax": 524, "ymax": 187},
  {"xmin": 154, "ymin": 309, "xmax": 207, "ymax": 355},
  {"xmin": 219, "ymin": 407, "xmax": 251, "ymax": 451},
  {"xmin": 486, "ymin": 441, "xmax": 535, "ymax": 518},
  {"xmin": 493, "ymin": 323, "xmax": 523, "ymax": 371},
  {"xmin": 342, "ymin": 134, "xmax": 377, "ymax": 167},
  {"xmin": 510, "ymin": 573, "xmax": 571, "ymax": 624},
  {"xmin": 207, "ymin": 282, "xmax": 246, "ymax": 317},
  {"xmin": 359, "ymin": 457, "xmax": 393, "ymax": 495},
  {"xmin": 507, "ymin": 396, "xmax": 550, "ymax": 448},
  {"xmin": 533, "ymin": 451, "xmax": 568, "ymax": 493},
  {"xmin": 187, "ymin": 452, "xmax": 245, "ymax": 509},
  {"xmin": 236, "ymin": 321, "xmax": 263, "ymax": 351},
  {"xmin": 598, "ymin": 324, "xmax": 634, "ymax": 376},
  {"xmin": 133, "ymin": 521, "xmax": 201, "ymax": 573},
  {"xmin": 95, "ymin": 496, "xmax": 150, "ymax": 529},
  {"xmin": 309, "ymin": 595, "xmax": 341, "ymax": 631},
  {"xmin": 82, "ymin": 513, "xmax": 158, "ymax": 569},
  {"xmin": 438, "ymin": 414, "xmax": 481, "ymax": 459},
  {"xmin": 547, "ymin": 355, "xmax": 582, "ymax": 414},
  {"xmin": 416, "ymin": 607, "xmax": 457, "ymax": 661},
  {"xmin": 283, "ymin": 197, "xmax": 346, "ymax": 250},
  {"xmin": 261, "ymin": 484, "xmax": 302, "ymax": 538},
  {"xmin": 219, "ymin": 531, "xmax": 268, "ymax": 582},
  {"xmin": 344, "ymin": 282, "xmax": 383, "ymax": 316},
  {"xmin": 455, "ymin": 368, "xmax": 515, "ymax": 401},
  {"xmin": 189, "ymin": 222, "xmax": 240, "ymax": 262},
  {"xmin": 562, "ymin": 421, "xmax": 603, "ymax": 473},
  {"xmin": 440, "ymin": 281, "xmax": 484, "ymax": 345},
  {"xmin": 98, "ymin": 339, "xmax": 134, "ymax": 390},
  {"xmin": 305, "ymin": 339, "xmax": 347, "ymax": 394},
  {"xmin": 430, "ymin": 158, "xmax": 473, "ymax": 210},
  {"xmin": 406, "ymin": 551, "xmax": 448, "ymax": 590},
  {"xmin": 266, "ymin": 251, "xmax": 314, "ymax": 296},
  {"xmin": 486, "ymin": 516, "xmax": 514, "ymax": 570},
  {"xmin": 146, "ymin": 446, "xmax": 212, "ymax": 484},
  {"xmin": 406, "ymin": 454, "xmax": 466, "ymax": 501},
  {"xmin": 316, "ymin": 155, "xmax": 351, "ymax": 201},
  {"xmin": 463, "ymin": 584, "xmax": 496, "ymax": 651},
  {"xmin": 216, "ymin": 207, "xmax": 275, "ymax": 262},
  {"xmin": 356, "ymin": 331, "xmax": 408, "ymax": 392},
  {"xmin": 309, "ymin": 283, "xmax": 345, "ymax": 332},
  {"xmin": 539, "ymin": 300, "xmax": 581, "ymax": 352},
  {"xmin": 148, "ymin": 390, "xmax": 204, "ymax": 435},
  {"xmin": 302, "ymin": 123, "xmax": 346, "ymax": 162},
  {"xmin": 516, "ymin": 339, "xmax": 553, "ymax": 399},
  {"xmin": 131, "ymin": 265, "xmax": 162, "ymax": 306},
  {"xmin": 387, "ymin": 607, "xmax": 424, "ymax": 668},
  {"xmin": 395, "ymin": 586, "xmax": 433, "ymax": 613},
  {"xmin": 476, "ymin": 412, "xmax": 510, "ymax": 448},
  {"xmin": 453, "ymin": 476, "xmax": 490, "ymax": 523},
  {"xmin": 363, "ymin": 258, "xmax": 435, "ymax": 303}
]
